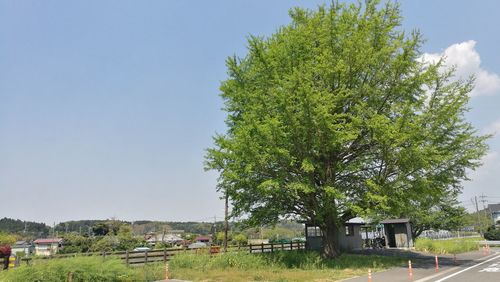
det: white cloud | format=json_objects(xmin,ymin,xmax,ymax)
[
  {"xmin": 483, "ymin": 119, "xmax": 500, "ymax": 136},
  {"xmin": 420, "ymin": 40, "xmax": 500, "ymax": 97}
]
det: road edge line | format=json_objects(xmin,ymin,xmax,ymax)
[{"xmin": 433, "ymin": 253, "xmax": 500, "ymax": 282}]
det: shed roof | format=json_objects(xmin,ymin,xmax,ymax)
[
  {"xmin": 34, "ymin": 238, "xmax": 63, "ymax": 244},
  {"xmin": 380, "ymin": 218, "xmax": 410, "ymax": 224}
]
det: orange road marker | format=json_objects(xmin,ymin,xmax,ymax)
[
  {"xmin": 368, "ymin": 268, "xmax": 372, "ymax": 282},
  {"xmin": 435, "ymin": 255, "xmax": 439, "ymax": 271},
  {"xmin": 408, "ymin": 260, "xmax": 413, "ymax": 279}
]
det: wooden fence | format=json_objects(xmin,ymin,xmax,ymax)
[{"xmin": 21, "ymin": 242, "xmax": 306, "ymax": 266}]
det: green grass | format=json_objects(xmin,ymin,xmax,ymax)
[
  {"xmin": 415, "ymin": 237, "xmax": 480, "ymax": 254},
  {"xmin": 168, "ymin": 250, "xmax": 407, "ymax": 282},
  {"xmin": 0, "ymin": 256, "xmax": 164, "ymax": 282}
]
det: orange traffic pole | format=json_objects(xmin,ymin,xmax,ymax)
[
  {"xmin": 453, "ymin": 254, "xmax": 457, "ymax": 265},
  {"xmin": 408, "ymin": 260, "xmax": 413, "ymax": 279},
  {"xmin": 435, "ymin": 255, "xmax": 439, "ymax": 271},
  {"xmin": 368, "ymin": 268, "xmax": 372, "ymax": 282}
]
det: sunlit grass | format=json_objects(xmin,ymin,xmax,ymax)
[
  {"xmin": 415, "ymin": 237, "xmax": 479, "ymax": 254},
  {"xmin": 0, "ymin": 256, "xmax": 164, "ymax": 282},
  {"xmin": 169, "ymin": 250, "xmax": 407, "ymax": 282}
]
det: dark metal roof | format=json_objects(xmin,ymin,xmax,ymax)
[
  {"xmin": 488, "ymin": 203, "xmax": 500, "ymax": 212},
  {"xmin": 380, "ymin": 218, "xmax": 410, "ymax": 224}
]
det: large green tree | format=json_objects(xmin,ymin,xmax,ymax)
[{"xmin": 206, "ymin": 1, "xmax": 488, "ymax": 258}]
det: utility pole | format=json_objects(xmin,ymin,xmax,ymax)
[
  {"xmin": 480, "ymin": 195, "xmax": 492, "ymax": 224},
  {"xmin": 479, "ymin": 195, "xmax": 488, "ymax": 210},
  {"xmin": 474, "ymin": 196, "xmax": 481, "ymax": 234},
  {"xmin": 223, "ymin": 192, "xmax": 229, "ymax": 252},
  {"xmin": 213, "ymin": 215, "xmax": 217, "ymax": 244}
]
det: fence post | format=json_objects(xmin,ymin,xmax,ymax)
[
  {"xmin": 67, "ymin": 271, "xmax": 73, "ymax": 282},
  {"xmin": 145, "ymin": 251, "xmax": 148, "ymax": 265},
  {"xmin": 271, "ymin": 243, "xmax": 274, "ymax": 253},
  {"xmin": 249, "ymin": 244, "xmax": 252, "ymax": 253},
  {"xmin": 125, "ymin": 250, "xmax": 129, "ymax": 266},
  {"xmin": 261, "ymin": 243, "xmax": 264, "ymax": 253},
  {"xmin": 163, "ymin": 248, "xmax": 167, "ymax": 263},
  {"xmin": 281, "ymin": 242, "xmax": 284, "ymax": 251},
  {"xmin": 290, "ymin": 242, "xmax": 293, "ymax": 251}
]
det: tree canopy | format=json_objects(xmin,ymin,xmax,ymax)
[{"xmin": 206, "ymin": 0, "xmax": 488, "ymax": 257}]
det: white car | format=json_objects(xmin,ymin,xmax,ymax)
[
  {"xmin": 133, "ymin": 247, "xmax": 151, "ymax": 252},
  {"xmin": 188, "ymin": 242, "xmax": 207, "ymax": 249}
]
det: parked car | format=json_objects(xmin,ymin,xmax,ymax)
[
  {"xmin": 188, "ymin": 242, "xmax": 207, "ymax": 249},
  {"xmin": 133, "ymin": 247, "xmax": 151, "ymax": 252}
]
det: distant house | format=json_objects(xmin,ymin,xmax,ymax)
[
  {"xmin": 488, "ymin": 204, "xmax": 500, "ymax": 226},
  {"xmin": 11, "ymin": 241, "xmax": 32, "ymax": 256},
  {"xmin": 146, "ymin": 233, "xmax": 184, "ymax": 245},
  {"xmin": 33, "ymin": 238, "xmax": 63, "ymax": 256},
  {"xmin": 195, "ymin": 236, "xmax": 211, "ymax": 243}
]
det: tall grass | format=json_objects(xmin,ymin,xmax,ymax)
[
  {"xmin": 168, "ymin": 250, "xmax": 406, "ymax": 281},
  {"xmin": 170, "ymin": 250, "xmax": 405, "ymax": 271},
  {"xmin": 0, "ymin": 256, "xmax": 164, "ymax": 282},
  {"xmin": 415, "ymin": 237, "xmax": 479, "ymax": 254}
]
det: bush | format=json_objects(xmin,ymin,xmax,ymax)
[
  {"xmin": 415, "ymin": 237, "xmax": 479, "ymax": 254},
  {"xmin": 484, "ymin": 226, "xmax": 500, "ymax": 240},
  {"xmin": 0, "ymin": 257, "xmax": 143, "ymax": 282}
]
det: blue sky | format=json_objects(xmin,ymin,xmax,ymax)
[{"xmin": 1, "ymin": 0, "xmax": 499, "ymax": 224}]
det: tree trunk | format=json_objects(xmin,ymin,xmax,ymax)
[{"xmin": 321, "ymin": 221, "xmax": 340, "ymax": 258}]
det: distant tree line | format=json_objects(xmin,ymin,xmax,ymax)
[{"xmin": 0, "ymin": 217, "xmax": 49, "ymax": 238}]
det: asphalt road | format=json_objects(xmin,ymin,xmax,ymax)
[
  {"xmin": 345, "ymin": 247, "xmax": 500, "ymax": 282},
  {"xmin": 433, "ymin": 249, "xmax": 500, "ymax": 282}
]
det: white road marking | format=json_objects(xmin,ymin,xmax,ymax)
[
  {"xmin": 479, "ymin": 262, "xmax": 500, "ymax": 272},
  {"xmin": 414, "ymin": 266, "xmax": 460, "ymax": 282},
  {"xmin": 434, "ymin": 254, "xmax": 500, "ymax": 281}
]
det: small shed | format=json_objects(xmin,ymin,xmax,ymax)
[
  {"xmin": 33, "ymin": 238, "xmax": 63, "ymax": 256},
  {"xmin": 11, "ymin": 241, "xmax": 32, "ymax": 256},
  {"xmin": 380, "ymin": 218, "xmax": 413, "ymax": 248},
  {"xmin": 195, "ymin": 236, "xmax": 211, "ymax": 243},
  {"xmin": 305, "ymin": 218, "xmax": 365, "ymax": 251}
]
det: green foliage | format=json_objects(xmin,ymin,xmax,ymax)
[
  {"xmin": 92, "ymin": 222, "xmax": 110, "ymax": 236},
  {"xmin": 116, "ymin": 225, "xmax": 145, "ymax": 251},
  {"xmin": 0, "ymin": 217, "xmax": 49, "ymax": 237},
  {"xmin": 90, "ymin": 236, "xmax": 119, "ymax": 253},
  {"xmin": 263, "ymin": 227, "xmax": 296, "ymax": 240},
  {"xmin": 0, "ymin": 231, "xmax": 17, "ymax": 246},
  {"xmin": 414, "ymin": 237, "xmax": 479, "ymax": 254},
  {"xmin": 59, "ymin": 233, "xmax": 93, "ymax": 254},
  {"xmin": 484, "ymin": 225, "xmax": 500, "ymax": 240},
  {"xmin": 89, "ymin": 226, "xmax": 144, "ymax": 252},
  {"xmin": 408, "ymin": 197, "xmax": 467, "ymax": 238},
  {"xmin": 206, "ymin": 0, "xmax": 488, "ymax": 257},
  {"xmin": 0, "ymin": 257, "xmax": 148, "ymax": 282},
  {"xmin": 232, "ymin": 233, "xmax": 248, "ymax": 246}
]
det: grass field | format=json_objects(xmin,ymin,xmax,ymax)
[
  {"xmin": 169, "ymin": 250, "xmax": 407, "ymax": 282},
  {"xmin": 0, "ymin": 256, "xmax": 164, "ymax": 282},
  {"xmin": 414, "ymin": 237, "xmax": 480, "ymax": 254}
]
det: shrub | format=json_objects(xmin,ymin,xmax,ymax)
[{"xmin": 484, "ymin": 226, "xmax": 500, "ymax": 240}]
